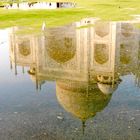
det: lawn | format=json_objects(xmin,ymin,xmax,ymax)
[{"xmin": 0, "ymin": 0, "xmax": 140, "ymax": 29}]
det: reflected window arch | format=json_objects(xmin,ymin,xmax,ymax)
[
  {"xmin": 95, "ymin": 22, "xmax": 110, "ymax": 38},
  {"xmin": 94, "ymin": 44, "xmax": 109, "ymax": 64},
  {"xmin": 46, "ymin": 36, "xmax": 76, "ymax": 63},
  {"xmin": 18, "ymin": 40, "xmax": 31, "ymax": 56},
  {"xmin": 121, "ymin": 23, "xmax": 133, "ymax": 37}
]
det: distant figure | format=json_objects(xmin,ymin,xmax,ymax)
[{"xmin": 42, "ymin": 22, "xmax": 46, "ymax": 31}]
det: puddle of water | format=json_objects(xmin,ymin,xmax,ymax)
[{"xmin": 0, "ymin": 19, "xmax": 140, "ymax": 140}]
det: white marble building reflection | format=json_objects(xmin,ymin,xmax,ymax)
[
  {"xmin": 8, "ymin": 20, "xmax": 140, "ymax": 131},
  {"xmin": 9, "ymin": 20, "xmax": 140, "ymax": 92}
]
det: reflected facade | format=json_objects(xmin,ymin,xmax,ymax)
[
  {"xmin": 9, "ymin": 20, "xmax": 140, "ymax": 90},
  {"xmin": 7, "ymin": 20, "xmax": 140, "ymax": 135}
]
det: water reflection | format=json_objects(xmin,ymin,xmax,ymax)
[
  {"xmin": 9, "ymin": 20, "xmax": 140, "ymax": 89},
  {"xmin": 4, "ymin": 19, "xmax": 140, "ymax": 138},
  {"xmin": 56, "ymin": 81, "xmax": 112, "ymax": 134}
]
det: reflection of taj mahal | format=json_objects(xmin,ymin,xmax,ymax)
[
  {"xmin": 9, "ymin": 20, "xmax": 140, "ymax": 91},
  {"xmin": 8, "ymin": 20, "xmax": 140, "ymax": 132}
]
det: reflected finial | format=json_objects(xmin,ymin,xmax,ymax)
[
  {"xmin": 22, "ymin": 66, "xmax": 25, "ymax": 74},
  {"xmin": 36, "ymin": 78, "xmax": 39, "ymax": 90},
  {"xmin": 15, "ymin": 63, "xmax": 17, "ymax": 75},
  {"xmin": 10, "ymin": 60, "xmax": 13, "ymax": 70},
  {"xmin": 42, "ymin": 22, "xmax": 46, "ymax": 31},
  {"xmin": 39, "ymin": 84, "xmax": 42, "ymax": 91},
  {"xmin": 82, "ymin": 120, "xmax": 86, "ymax": 135}
]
